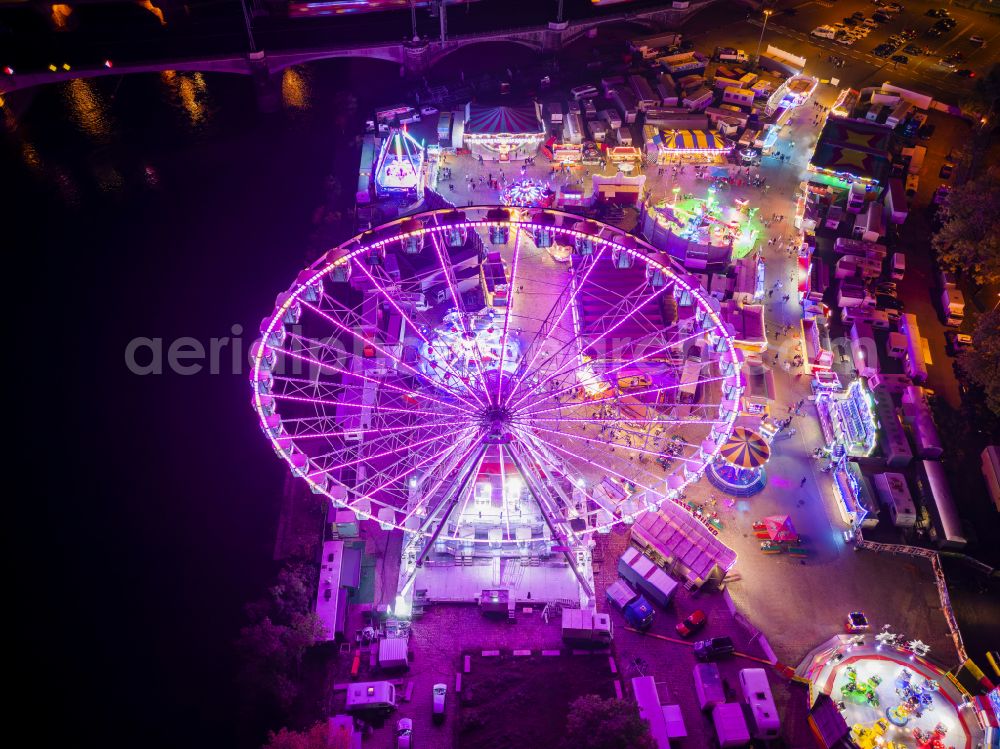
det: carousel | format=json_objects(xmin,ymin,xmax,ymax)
[
  {"xmin": 706, "ymin": 426, "xmax": 770, "ymax": 496},
  {"xmin": 500, "ymin": 179, "xmax": 556, "ymax": 208}
]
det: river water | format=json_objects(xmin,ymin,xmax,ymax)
[{"xmin": 3, "ymin": 60, "xmax": 405, "ymax": 747}]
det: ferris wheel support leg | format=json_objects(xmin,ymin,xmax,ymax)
[
  {"xmin": 505, "ymin": 442, "xmax": 594, "ymax": 600},
  {"xmin": 414, "ymin": 443, "xmax": 489, "ymax": 568}
]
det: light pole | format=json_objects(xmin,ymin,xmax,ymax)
[
  {"xmin": 754, "ymin": 9, "xmax": 773, "ymax": 69},
  {"xmin": 557, "ymin": 0, "xmax": 565, "ymax": 24},
  {"xmin": 410, "ymin": 0, "xmax": 418, "ymax": 41},
  {"xmin": 239, "ymin": 0, "xmax": 257, "ymax": 54}
]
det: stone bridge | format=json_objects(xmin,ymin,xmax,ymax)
[{"xmin": 0, "ymin": 1, "xmax": 711, "ymax": 97}]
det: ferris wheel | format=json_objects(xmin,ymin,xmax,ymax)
[{"xmin": 250, "ymin": 207, "xmax": 743, "ymax": 551}]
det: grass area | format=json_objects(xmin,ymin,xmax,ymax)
[{"xmin": 456, "ymin": 654, "xmax": 617, "ymax": 748}]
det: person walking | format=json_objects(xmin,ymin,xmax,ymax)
[{"xmin": 800, "ymin": 477, "xmax": 807, "ymax": 488}]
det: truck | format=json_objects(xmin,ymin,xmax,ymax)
[
  {"xmin": 561, "ymin": 608, "xmax": 613, "ymax": 646},
  {"xmin": 630, "ymin": 32, "xmax": 683, "ymax": 59},
  {"xmin": 940, "ymin": 285, "xmax": 964, "ymax": 327},
  {"xmin": 606, "ymin": 579, "xmax": 656, "ymax": 630},
  {"xmin": 618, "ymin": 546, "xmax": 678, "ymax": 608}
]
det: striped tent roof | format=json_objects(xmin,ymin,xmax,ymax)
[
  {"xmin": 661, "ymin": 129, "xmax": 730, "ymax": 151},
  {"xmin": 465, "ymin": 104, "xmax": 543, "ymax": 135},
  {"xmin": 719, "ymin": 427, "xmax": 770, "ymax": 468}
]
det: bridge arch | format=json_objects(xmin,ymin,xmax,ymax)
[
  {"xmin": 561, "ymin": 17, "xmax": 660, "ymax": 49},
  {"xmin": 266, "ymin": 46, "xmax": 405, "ymax": 74},
  {"xmin": 426, "ymin": 38, "xmax": 543, "ymax": 72}
]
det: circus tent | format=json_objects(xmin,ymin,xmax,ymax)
[{"xmin": 462, "ymin": 103, "xmax": 545, "ymax": 161}]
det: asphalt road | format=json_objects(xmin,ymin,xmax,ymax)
[{"xmin": 677, "ymin": 0, "xmax": 999, "ymax": 103}]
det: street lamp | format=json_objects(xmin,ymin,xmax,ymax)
[{"xmin": 755, "ymin": 9, "xmax": 774, "ymax": 69}]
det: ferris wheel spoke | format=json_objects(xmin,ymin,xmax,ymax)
[
  {"xmin": 281, "ymin": 417, "xmax": 462, "ymax": 442},
  {"xmin": 519, "ymin": 375, "xmax": 731, "ymax": 420},
  {"xmin": 297, "ymin": 299, "xmax": 481, "ymax": 415},
  {"xmin": 504, "ymin": 243, "xmax": 609, "ymax": 403},
  {"xmin": 427, "ymin": 230, "xmax": 493, "ymax": 399},
  {"xmin": 527, "ymin": 420, "xmax": 709, "ymax": 467},
  {"xmin": 329, "ymin": 426, "xmax": 480, "ymax": 514},
  {"xmin": 308, "ymin": 424, "xmax": 477, "ymax": 480},
  {"xmin": 516, "ymin": 426, "xmax": 665, "ymax": 497},
  {"xmin": 514, "ymin": 434, "xmax": 625, "ymax": 528},
  {"xmin": 351, "ymin": 257, "xmax": 491, "ymax": 411},
  {"xmin": 495, "ymin": 226, "xmax": 522, "ymax": 406},
  {"xmin": 506, "ymin": 275, "xmax": 672, "ymax": 413},
  {"xmin": 399, "ymin": 432, "xmax": 489, "ymax": 525},
  {"xmin": 515, "ymin": 327, "xmax": 720, "ymax": 413},
  {"xmin": 278, "ymin": 336, "xmax": 474, "ymax": 418}
]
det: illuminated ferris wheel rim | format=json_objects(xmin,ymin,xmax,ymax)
[{"xmin": 251, "ymin": 206, "xmax": 744, "ymax": 542}]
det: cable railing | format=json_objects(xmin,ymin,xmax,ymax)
[{"xmin": 855, "ymin": 530, "xmax": 967, "ymax": 663}]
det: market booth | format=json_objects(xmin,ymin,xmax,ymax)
[
  {"xmin": 462, "ymin": 103, "xmax": 546, "ymax": 162},
  {"xmin": 647, "ymin": 129, "xmax": 732, "ymax": 164}
]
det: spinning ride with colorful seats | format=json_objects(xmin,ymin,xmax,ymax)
[
  {"xmin": 886, "ymin": 668, "xmax": 939, "ymax": 726},
  {"xmin": 850, "ymin": 718, "xmax": 900, "ymax": 749},
  {"xmin": 841, "ymin": 665, "xmax": 882, "ymax": 707}
]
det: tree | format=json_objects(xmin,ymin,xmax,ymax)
[
  {"xmin": 560, "ymin": 695, "xmax": 656, "ymax": 749},
  {"xmin": 263, "ymin": 721, "xmax": 329, "ymax": 749},
  {"xmin": 235, "ymin": 612, "xmax": 326, "ymax": 714},
  {"xmin": 932, "ymin": 167, "xmax": 1000, "ymax": 286},
  {"xmin": 268, "ymin": 564, "xmax": 318, "ymax": 623},
  {"xmin": 958, "ymin": 307, "xmax": 1000, "ymax": 417}
]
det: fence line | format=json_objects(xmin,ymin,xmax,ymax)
[{"xmin": 855, "ymin": 531, "xmax": 967, "ymax": 663}]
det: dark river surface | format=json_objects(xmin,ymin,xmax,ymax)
[{"xmin": 3, "ymin": 59, "xmax": 410, "ymax": 747}]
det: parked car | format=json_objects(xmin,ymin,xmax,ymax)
[
  {"xmin": 695, "ymin": 636, "xmax": 735, "ymax": 662},
  {"xmin": 874, "ymin": 281, "xmax": 898, "ymax": 296},
  {"xmin": 873, "ymin": 11, "xmax": 892, "ymax": 22},
  {"xmin": 918, "ymin": 123, "xmax": 936, "ymax": 140},
  {"xmin": 926, "ymin": 8, "xmax": 949, "ymax": 17},
  {"xmin": 970, "ymin": 35, "xmax": 985, "ymax": 46},
  {"xmin": 676, "ymin": 610, "xmax": 707, "ymax": 637},
  {"xmin": 892, "ymin": 54, "xmax": 909, "ymax": 64},
  {"xmin": 885, "ymin": 2, "xmax": 903, "ymax": 11},
  {"xmin": 904, "ymin": 44, "xmax": 923, "ymax": 55},
  {"xmin": 852, "ymin": 11, "xmax": 866, "ymax": 19},
  {"xmin": 926, "ymin": 27, "xmax": 943, "ymax": 38},
  {"xmin": 875, "ymin": 294, "xmax": 904, "ymax": 311},
  {"xmin": 945, "ymin": 331, "xmax": 973, "ymax": 357},
  {"xmin": 955, "ymin": 69, "xmax": 977, "ymax": 78},
  {"xmin": 432, "ymin": 684, "xmax": 447, "ymax": 724},
  {"xmin": 939, "ymin": 163, "xmax": 954, "ymax": 179},
  {"xmin": 396, "ymin": 718, "xmax": 414, "ymax": 749}
]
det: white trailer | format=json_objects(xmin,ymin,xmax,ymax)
[
  {"xmin": 345, "ymin": 681, "xmax": 397, "ymax": 713},
  {"xmin": 874, "ymin": 472, "xmax": 917, "ymax": 528},
  {"xmin": 632, "ymin": 676, "xmax": 671, "ymax": 749},
  {"xmin": 739, "ymin": 668, "xmax": 779, "ymax": 740}
]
